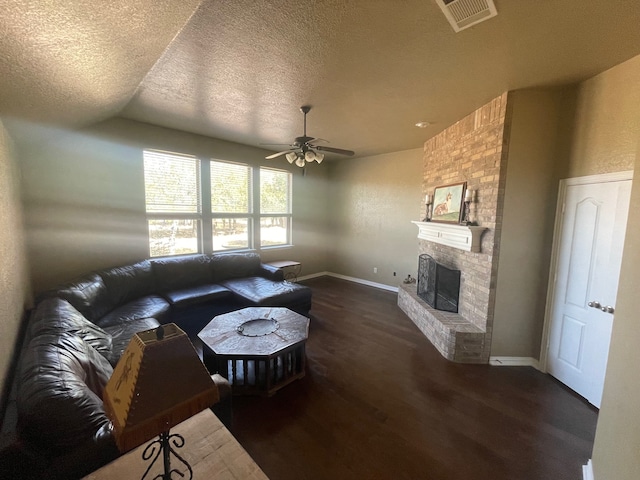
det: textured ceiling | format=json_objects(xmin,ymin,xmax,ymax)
[
  {"xmin": 0, "ymin": 0, "xmax": 201, "ymax": 127},
  {"xmin": 3, "ymin": 0, "xmax": 640, "ymax": 158}
]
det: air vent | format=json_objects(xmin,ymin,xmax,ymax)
[{"xmin": 436, "ymin": 0, "xmax": 497, "ymax": 32}]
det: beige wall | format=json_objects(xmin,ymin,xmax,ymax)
[
  {"xmin": 570, "ymin": 55, "xmax": 640, "ymax": 479},
  {"xmin": 328, "ymin": 149, "xmax": 422, "ymax": 287},
  {"xmin": 568, "ymin": 55, "xmax": 640, "ymax": 176},
  {"xmin": 592, "ymin": 142, "xmax": 640, "ymax": 479},
  {"xmin": 20, "ymin": 117, "xmax": 330, "ymax": 293},
  {"xmin": 20, "ymin": 122, "xmax": 149, "ymax": 292},
  {"xmin": 0, "ymin": 119, "xmax": 30, "ymax": 392},
  {"xmin": 491, "ymin": 89, "xmax": 571, "ymax": 357}
]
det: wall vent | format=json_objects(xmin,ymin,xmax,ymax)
[{"xmin": 435, "ymin": 0, "xmax": 498, "ymax": 32}]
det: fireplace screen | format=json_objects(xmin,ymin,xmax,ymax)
[{"xmin": 417, "ymin": 254, "xmax": 461, "ymax": 313}]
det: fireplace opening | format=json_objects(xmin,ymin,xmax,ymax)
[{"xmin": 417, "ymin": 254, "xmax": 461, "ymax": 313}]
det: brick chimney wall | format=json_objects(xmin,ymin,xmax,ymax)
[{"xmin": 420, "ymin": 92, "xmax": 511, "ymax": 337}]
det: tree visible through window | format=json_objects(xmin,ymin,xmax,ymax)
[
  {"xmin": 260, "ymin": 168, "xmax": 291, "ymax": 247},
  {"xmin": 143, "ymin": 150, "xmax": 201, "ymax": 257},
  {"xmin": 211, "ymin": 160, "xmax": 251, "ymax": 251},
  {"xmin": 143, "ymin": 150, "xmax": 292, "ymax": 256}
]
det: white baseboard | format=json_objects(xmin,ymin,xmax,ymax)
[
  {"xmin": 297, "ymin": 271, "xmax": 399, "ymax": 292},
  {"xmin": 489, "ymin": 356, "xmax": 540, "ymax": 369},
  {"xmin": 297, "ymin": 271, "xmax": 330, "ymax": 282},
  {"xmin": 583, "ymin": 459, "xmax": 594, "ymax": 480},
  {"xmin": 326, "ymin": 272, "xmax": 399, "ymax": 292}
]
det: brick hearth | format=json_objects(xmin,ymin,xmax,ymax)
[{"xmin": 398, "ymin": 284, "xmax": 488, "ymax": 363}]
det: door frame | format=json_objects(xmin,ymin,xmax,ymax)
[{"xmin": 538, "ymin": 170, "xmax": 634, "ymax": 373}]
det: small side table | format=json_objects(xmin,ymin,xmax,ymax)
[
  {"xmin": 266, "ymin": 260, "xmax": 301, "ymax": 282},
  {"xmin": 83, "ymin": 409, "xmax": 268, "ymax": 479}
]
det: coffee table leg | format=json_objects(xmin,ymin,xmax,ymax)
[{"xmin": 202, "ymin": 350, "xmax": 236, "ymax": 390}]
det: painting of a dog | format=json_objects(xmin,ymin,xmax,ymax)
[
  {"xmin": 431, "ymin": 182, "xmax": 465, "ymax": 223},
  {"xmin": 433, "ymin": 192, "xmax": 453, "ymax": 217}
]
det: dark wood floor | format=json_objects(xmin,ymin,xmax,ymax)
[{"xmin": 231, "ymin": 276, "xmax": 597, "ymax": 480}]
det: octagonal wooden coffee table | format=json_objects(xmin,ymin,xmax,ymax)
[{"xmin": 198, "ymin": 307, "xmax": 310, "ymax": 396}]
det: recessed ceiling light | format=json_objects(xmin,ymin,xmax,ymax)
[{"xmin": 415, "ymin": 121, "xmax": 431, "ymax": 128}]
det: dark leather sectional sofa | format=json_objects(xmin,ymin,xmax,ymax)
[{"xmin": 3, "ymin": 251, "xmax": 311, "ymax": 479}]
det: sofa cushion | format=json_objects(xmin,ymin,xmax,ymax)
[
  {"xmin": 164, "ymin": 284, "xmax": 233, "ymax": 308},
  {"xmin": 17, "ymin": 334, "xmax": 113, "ymax": 452},
  {"xmin": 100, "ymin": 260, "xmax": 156, "ymax": 308},
  {"xmin": 151, "ymin": 254, "xmax": 213, "ymax": 292},
  {"xmin": 28, "ymin": 297, "xmax": 113, "ymax": 357},
  {"xmin": 56, "ymin": 273, "xmax": 113, "ymax": 322},
  {"xmin": 221, "ymin": 276, "xmax": 312, "ymax": 306},
  {"xmin": 104, "ymin": 317, "xmax": 161, "ymax": 366},
  {"xmin": 210, "ymin": 252, "xmax": 262, "ymax": 282},
  {"xmin": 95, "ymin": 295, "xmax": 170, "ymax": 329}
]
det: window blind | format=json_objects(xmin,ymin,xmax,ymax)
[
  {"xmin": 211, "ymin": 160, "xmax": 251, "ymax": 213},
  {"xmin": 143, "ymin": 150, "xmax": 201, "ymax": 214}
]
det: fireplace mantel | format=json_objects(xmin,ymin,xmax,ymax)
[{"xmin": 412, "ymin": 221, "xmax": 487, "ymax": 252}]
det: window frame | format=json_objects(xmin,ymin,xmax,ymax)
[
  {"xmin": 143, "ymin": 149, "xmax": 293, "ymax": 257},
  {"xmin": 209, "ymin": 159, "xmax": 253, "ymax": 253},
  {"xmin": 258, "ymin": 166, "xmax": 293, "ymax": 249},
  {"xmin": 143, "ymin": 150, "xmax": 203, "ymax": 257}
]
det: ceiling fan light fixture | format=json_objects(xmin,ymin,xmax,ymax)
[
  {"xmin": 305, "ymin": 150, "xmax": 316, "ymax": 162},
  {"xmin": 295, "ymin": 157, "xmax": 305, "ymax": 168},
  {"xmin": 315, "ymin": 152, "xmax": 324, "ymax": 164},
  {"xmin": 286, "ymin": 152, "xmax": 297, "ymax": 163}
]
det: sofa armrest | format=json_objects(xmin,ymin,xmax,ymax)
[{"xmin": 258, "ymin": 263, "xmax": 285, "ymax": 281}]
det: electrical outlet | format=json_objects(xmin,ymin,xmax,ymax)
[{"xmin": 373, "ymin": 267, "xmax": 378, "ymax": 274}]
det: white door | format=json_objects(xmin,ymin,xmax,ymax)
[{"xmin": 546, "ymin": 174, "xmax": 632, "ymax": 408}]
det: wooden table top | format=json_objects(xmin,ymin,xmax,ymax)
[
  {"xmin": 265, "ymin": 260, "xmax": 301, "ymax": 269},
  {"xmin": 198, "ymin": 307, "xmax": 309, "ymax": 357},
  {"xmin": 83, "ymin": 409, "xmax": 268, "ymax": 479}
]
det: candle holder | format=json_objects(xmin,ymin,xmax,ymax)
[
  {"xmin": 423, "ymin": 194, "xmax": 433, "ymax": 222},
  {"xmin": 460, "ymin": 189, "xmax": 473, "ymax": 225}
]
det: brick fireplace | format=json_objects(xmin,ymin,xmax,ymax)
[{"xmin": 398, "ymin": 93, "xmax": 511, "ymax": 363}]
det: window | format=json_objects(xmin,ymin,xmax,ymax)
[
  {"xmin": 260, "ymin": 167, "xmax": 292, "ymax": 247},
  {"xmin": 143, "ymin": 150, "xmax": 292, "ymax": 256},
  {"xmin": 211, "ymin": 160, "xmax": 252, "ymax": 251},
  {"xmin": 143, "ymin": 150, "xmax": 201, "ymax": 257}
]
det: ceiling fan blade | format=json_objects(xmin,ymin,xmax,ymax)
[
  {"xmin": 308, "ymin": 138, "xmax": 329, "ymax": 145},
  {"xmin": 260, "ymin": 143, "xmax": 294, "ymax": 146},
  {"xmin": 295, "ymin": 136, "xmax": 316, "ymax": 145},
  {"xmin": 314, "ymin": 145, "xmax": 355, "ymax": 156},
  {"xmin": 265, "ymin": 150, "xmax": 294, "ymax": 160}
]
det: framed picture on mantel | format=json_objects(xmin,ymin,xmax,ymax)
[{"xmin": 431, "ymin": 181, "xmax": 466, "ymax": 224}]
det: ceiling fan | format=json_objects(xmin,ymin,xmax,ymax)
[{"xmin": 264, "ymin": 106, "xmax": 355, "ymax": 167}]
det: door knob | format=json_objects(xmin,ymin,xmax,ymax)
[
  {"xmin": 588, "ymin": 301, "xmax": 601, "ymax": 309},
  {"xmin": 600, "ymin": 305, "xmax": 615, "ymax": 314}
]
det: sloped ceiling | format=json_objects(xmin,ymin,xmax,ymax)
[
  {"xmin": 3, "ymin": 0, "xmax": 640, "ymax": 158},
  {"xmin": 0, "ymin": 0, "xmax": 201, "ymax": 127}
]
